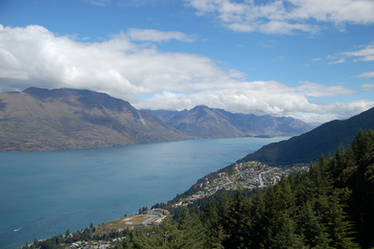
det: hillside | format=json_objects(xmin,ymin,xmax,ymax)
[
  {"xmin": 0, "ymin": 87, "xmax": 186, "ymax": 152},
  {"xmin": 143, "ymin": 106, "xmax": 311, "ymax": 138},
  {"xmin": 240, "ymin": 106, "xmax": 374, "ymax": 166},
  {"xmin": 170, "ymin": 161, "xmax": 307, "ymax": 207},
  {"xmin": 119, "ymin": 130, "xmax": 374, "ymax": 248},
  {"xmin": 26, "ymin": 130, "xmax": 374, "ymax": 249}
]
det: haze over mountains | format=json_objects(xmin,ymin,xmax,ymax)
[
  {"xmin": 0, "ymin": 87, "xmax": 311, "ymax": 152},
  {"xmin": 240, "ymin": 106, "xmax": 374, "ymax": 166},
  {"xmin": 143, "ymin": 106, "xmax": 311, "ymax": 138}
]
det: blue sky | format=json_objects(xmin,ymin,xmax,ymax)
[{"xmin": 0, "ymin": 0, "xmax": 373, "ymax": 122}]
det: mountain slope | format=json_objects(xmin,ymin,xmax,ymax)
[
  {"xmin": 0, "ymin": 87, "xmax": 186, "ymax": 152},
  {"xmin": 240, "ymin": 106, "xmax": 374, "ymax": 166},
  {"xmin": 214, "ymin": 108, "xmax": 310, "ymax": 136},
  {"xmin": 143, "ymin": 106, "xmax": 311, "ymax": 138},
  {"xmin": 159, "ymin": 106, "xmax": 244, "ymax": 138}
]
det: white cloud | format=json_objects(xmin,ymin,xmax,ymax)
[
  {"xmin": 134, "ymin": 81, "xmax": 364, "ymax": 123},
  {"xmin": 344, "ymin": 43, "xmax": 374, "ymax": 61},
  {"xmin": 128, "ymin": 28, "xmax": 196, "ymax": 42},
  {"xmin": 286, "ymin": 0, "xmax": 374, "ymax": 23},
  {"xmin": 288, "ymin": 100, "xmax": 374, "ymax": 123},
  {"xmin": 0, "ymin": 24, "xmax": 371, "ymax": 123},
  {"xmin": 296, "ymin": 81, "xmax": 354, "ymax": 97},
  {"xmin": 356, "ymin": 72, "xmax": 374, "ymax": 78},
  {"xmin": 315, "ymin": 42, "xmax": 374, "ymax": 64},
  {"xmin": 135, "ymin": 84, "xmax": 373, "ymax": 123},
  {"xmin": 0, "ymin": 25, "xmax": 226, "ymax": 97},
  {"xmin": 327, "ymin": 58, "xmax": 345, "ymax": 64},
  {"xmin": 185, "ymin": 0, "xmax": 374, "ymax": 34}
]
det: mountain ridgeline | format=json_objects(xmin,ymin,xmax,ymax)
[
  {"xmin": 143, "ymin": 105, "xmax": 311, "ymax": 138},
  {"xmin": 0, "ymin": 87, "xmax": 311, "ymax": 152},
  {"xmin": 240, "ymin": 106, "xmax": 374, "ymax": 166},
  {"xmin": 0, "ymin": 87, "xmax": 186, "ymax": 151}
]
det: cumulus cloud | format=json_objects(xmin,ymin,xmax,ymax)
[
  {"xmin": 0, "ymin": 24, "xmax": 226, "ymax": 97},
  {"xmin": 128, "ymin": 28, "xmax": 196, "ymax": 42},
  {"xmin": 134, "ymin": 83, "xmax": 373, "ymax": 123},
  {"xmin": 0, "ymin": 24, "xmax": 372, "ymax": 123},
  {"xmin": 185, "ymin": 0, "xmax": 374, "ymax": 34}
]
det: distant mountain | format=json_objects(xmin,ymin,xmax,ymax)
[
  {"xmin": 240, "ymin": 106, "xmax": 374, "ymax": 166},
  {"xmin": 0, "ymin": 87, "xmax": 186, "ymax": 152},
  {"xmin": 143, "ymin": 105, "xmax": 311, "ymax": 138}
]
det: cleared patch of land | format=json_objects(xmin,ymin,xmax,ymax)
[{"xmin": 94, "ymin": 208, "xmax": 169, "ymax": 235}]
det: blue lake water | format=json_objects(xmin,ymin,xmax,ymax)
[{"xmin": 0, "ymin": 137, "xmax": 285, "ymax": 249}]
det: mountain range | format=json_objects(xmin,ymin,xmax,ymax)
[
  {"xmin": 0, "ymin": 87, "xmax": 186, "ymax": 151},
  {"xmin": 143, "ymin": 106, "xmax": 311, "ymax": 138},
  {"xmin": 240, "ymin": 106, "xmax": 374, "ymax": 166},
  {"xmin": 0, "ymin": 87, "xmax": 311, "ymax": 152}
]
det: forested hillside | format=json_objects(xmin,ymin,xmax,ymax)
[
  {"xmin": 116, "ymin": 130, "xmax": 374, "ymax": 248},
  {"xmin": 241, "ymin": 107, "xmax": 374, "ymax": 166},
  {"xmin": 23, "ymin": 130, "xmax": 374, "ymax": 249}
]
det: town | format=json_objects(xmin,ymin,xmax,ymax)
[{"xmin": 174, "ymin": 161, "xmax": 308, "ymax": 206}]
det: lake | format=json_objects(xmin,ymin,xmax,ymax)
[{"xmin": 0, "ymin": 136, "xmax": 285, "ymax": 249}]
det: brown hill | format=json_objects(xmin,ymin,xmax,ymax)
[{"xmin": 0, "ymin": 87, "xmax": 186, "ymax": 151}]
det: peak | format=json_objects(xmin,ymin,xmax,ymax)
[
  {"xmin": 23, "ymin": 87, "xmax": 112, "ymax": 100},
  {"xmin": 22, "ymin": 87, "xmax": 133, "ymax": 112},
  {"xmin": 23, "ymin": 87, "xmax": 40, "ymax": 92},
  {"xmin": 23, "ymin": 86, "xmax": 48, "ymax": 93},
  {"xmin": 191, "ymin": 105, "xmax": 210, "ymax": 111},
  {"xmin": 24, "ymin": 87, "xmax": 96, "ymax": 95},
  {"xmin": 23, "ymin": 87, "xmax": 54, "ymax": 99}
]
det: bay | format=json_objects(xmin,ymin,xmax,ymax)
[{"xmin": 0, "ymin": 136, "xmax": 285, "ymax": 249}]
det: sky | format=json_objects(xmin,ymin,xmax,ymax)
[{"xmin": 0, "ymin": 0, "xmax": 374, "ymax": 123}]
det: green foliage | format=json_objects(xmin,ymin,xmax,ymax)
[
  {"xmin": 22, "ymin": 223, "xmax": 129, "ymax": 249},
  {"xmin": 24, "ymin": 130, "xmax": 374, "ymax": 249},
  {"xmin": 119, "ymin": 130, "xmax": 374, "ymax": 249},
  {"xmin": 241, "ymin": 108, "xmax": 374, "ymax": 166}
]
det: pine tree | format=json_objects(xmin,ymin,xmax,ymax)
[
  {"xmin": 326, "ymin": 192, "xmax": 359, "ymax": 249},
  {"xmin": 248, "ymin": 194, "xmax": 266, "ymax": 249},
  {"xmin": 222, "ymin": 191, "xmax": 252, "ymax": 249},
  {"xmin": 200, "ymin": 202, "xmax": 225, "ymax": 249},
  {"xmin": 297, "ymin": 201, "xmax": 331, "ymax": 248}
]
